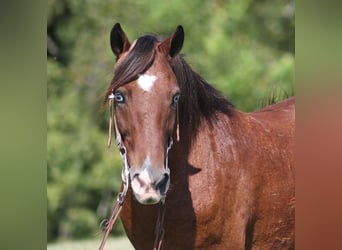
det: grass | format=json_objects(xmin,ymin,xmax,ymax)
[
  {"xmin": 47, "ymin": 236, "xmax": 134, "ymax": 250},
  {"xmin": 258, "ymin": 84, "xmax": 294, "ymax": 109}
]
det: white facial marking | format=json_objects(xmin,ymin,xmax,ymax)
[{"xmin": 137, "ymin": 74, "xmax": 157, "ymax": 92}]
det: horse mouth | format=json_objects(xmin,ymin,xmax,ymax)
[
  {"xmin": 132, "ymin": 189, "xmax": 165, "ymax": 205},
  {"xmin": 130, "ymin": 170, "xmax": 169, "ymax": 205},
  {"xmin": 138, "ymin": 196, "xmax": 162, "ymax": 205}
]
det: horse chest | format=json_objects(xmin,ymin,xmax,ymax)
[
  {"xmin": 186, "ymin": 134, "xmax": 230, "ymax": 218},
  {"xmin": 187, "ymin": 162, "xmax": 227, "ymax": 246},
  {"xmin": 188, "ymin": 167, "xmax": 222, "ymax": 214}
]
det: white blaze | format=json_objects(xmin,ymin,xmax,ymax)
[{"xmin": 137, "ymin": 74, "xmax": 157, "ymax": 92}]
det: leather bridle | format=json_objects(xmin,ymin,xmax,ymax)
[{"xmin": 99, "ymin": 93, "xmax": 176, "ymax": 250}]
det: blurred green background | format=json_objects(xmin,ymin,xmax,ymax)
[{"xmin": 47, "ymin": 0, "xmax": 294, "ymax": 243}]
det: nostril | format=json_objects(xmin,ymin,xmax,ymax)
[
  {"xmin": 131, "ymin": 173, "xmax": 145, "ymax": 187},
  {"xmin": 119, "ymin": 147, "xmax": 126, "ymax": 155},
  {"xmin": 156, "ymin": 174, "xmax": 169, "ymax": 194},
  {"xmin": 132, "ymin": 173, "xmax": 139, "ymax": 180}
]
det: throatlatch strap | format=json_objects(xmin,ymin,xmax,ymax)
[{"xmin": 176, "ymin": 103, "xmax": 180, "ymax": 142}]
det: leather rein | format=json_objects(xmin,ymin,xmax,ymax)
[{"xmin": 99, "ymin": 93, "xmax": 176, "ymax": 250}]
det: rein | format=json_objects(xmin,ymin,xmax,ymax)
[
  {"xmin": 99, "ymin": 94, "xmax": 176, "ymax": 250},
  {"xmin": 99, "ymin": 94, "xmax": 129, "ymax": 250}
]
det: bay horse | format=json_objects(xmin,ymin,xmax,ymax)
[{"xmin": 103, "ymin": 23, "xmax": 295, "ymax": 249}]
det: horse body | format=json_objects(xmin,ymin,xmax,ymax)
[
  {"xmin": 120, "ymin": 98, "xmax": 294, "ymax": 250},
  {"xmin": 105, "ymin": 24, "xmax": 294, "ymax": 249}
]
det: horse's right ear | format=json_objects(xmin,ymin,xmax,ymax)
[{"xmin": 110, "ymin": 23, "xmax": 131, "ymax": 59}]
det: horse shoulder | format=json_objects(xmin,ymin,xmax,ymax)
[
  {"xmin": 186, "ymin": 116, "xmax": 254, "ymax": 249},
  {"xmin": 236, "ymin": 100, "xmax": 295, "ymax": 249}
]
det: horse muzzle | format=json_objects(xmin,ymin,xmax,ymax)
[{"xmin": 130, "ymin": 165, "xmax": 170, "ymax": 205}]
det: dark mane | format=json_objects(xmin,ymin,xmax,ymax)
[
  {"xmin": 104, "ymin": 35, "xmax": 235, "ymax": 142},
  {"xmin": 170, "ymin": 55, "xmax": 235, "ymax": 143}
]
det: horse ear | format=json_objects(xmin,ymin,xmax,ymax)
[
  {"xmin": 110, "ymin": 23, "xmax": 131, "ymax": 58},
  {"xmin": 158, "ymin": 25, "xmax": 184, "ymax": 58}
]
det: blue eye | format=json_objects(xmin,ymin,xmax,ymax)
[
  {"xmin": 114, "ymin": 92, "xmax": 125, "ymax": 103},
  {"xmin": 172, "ymin": 93, "xmax": 180, "ymax": 107}
]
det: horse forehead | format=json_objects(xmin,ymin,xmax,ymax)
[
  {"xmin": 137, "ymin": 73, "xmax": 158, "ymax": 92},
  {"xmin": 135, "ymin": 68, "xmax": 177, "ymax": 93}
]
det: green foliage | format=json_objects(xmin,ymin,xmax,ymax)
[{"xmin": 47, "ymin": 0, "xmax": 294, "ymax": 242}]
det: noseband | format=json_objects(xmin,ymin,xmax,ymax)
[{"xmin": 99, "ymin": 93, "xmax": 176, "ymax": 250}]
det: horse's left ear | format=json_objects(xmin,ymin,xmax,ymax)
[{"xmin": 158, "ymin": 25, "xmax": 184, "ymax": 58}]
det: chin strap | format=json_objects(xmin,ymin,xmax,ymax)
[{"xmin": 153, "ymin": 200, "xmax": 166, "ymax": 250}]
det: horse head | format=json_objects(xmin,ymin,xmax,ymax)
[{"xmin": 106, "ymin": 23, "xmax": 184, "ymax": 205}]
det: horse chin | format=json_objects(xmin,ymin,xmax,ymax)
[{"xmin": 133, "ymin": 192, "xmax": 164, "ymax": 205}]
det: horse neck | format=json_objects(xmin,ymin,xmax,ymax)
[
  {"xmin": 171, "ymin": 55, "xmax": 234, "ymax": 146},
  {"xmin": 169, "ymin": 109, "xmax": 240, "ymax": 182}
]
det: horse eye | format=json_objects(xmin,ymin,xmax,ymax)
[
  {"xmin": 172, "ymin": 93, "xmax": 180, "ymax": 107},
  {"xmin": 114, "ymin": 92, "xmax": 125, "ymax": 103}
]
